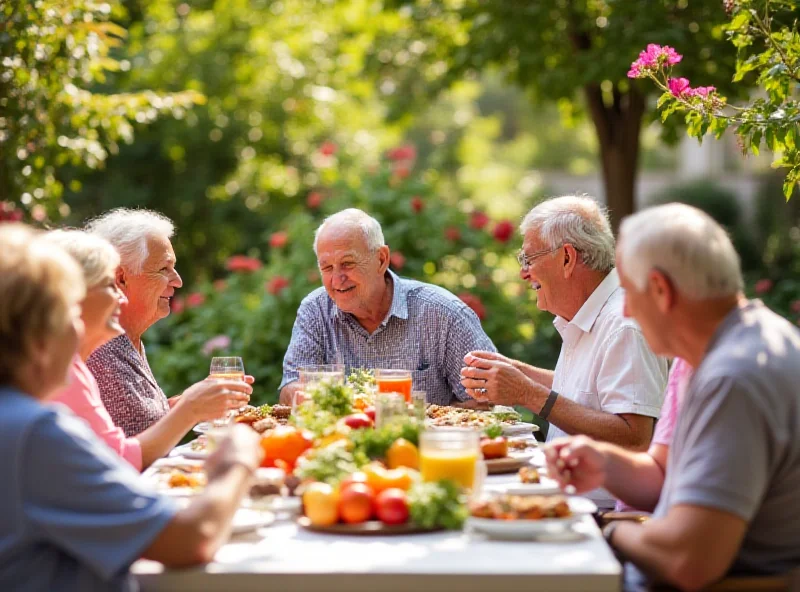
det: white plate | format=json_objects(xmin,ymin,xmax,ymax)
[
  {"xmin": 484, "ymin": 477, "xmax": 563, "ymax": 496},
  {"xmin": 502, "ymin": 423, "xmax": 539, "ymax": 436},
  {"xmin": 231, "ymin": 508, "xmax": 275, "ymax": 534},
  {"xmin": 192, "ymin": 422, "xmax": 212, "ymax": 435},
  {"xmin": 172, "ymin": 441, "xmax": 210, "ymax": 460},
  {"xmin": 244, "ymin": 495, "xmax": 302, "ymax": 515},
  {"xmin": 467, "ymin": 497, "xmax": 596, "ymax": 540}
]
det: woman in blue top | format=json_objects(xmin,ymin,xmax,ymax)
[{"xmin": 0, "ymin": 223, "xmax": 263, "ymax": 592}]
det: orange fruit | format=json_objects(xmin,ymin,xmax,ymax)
[
  {"xmin": 386, "ymin": 438, "xmax": 419, "ymax": 470},
  {"xmin": 303, "ymin": 482, "xmax": 339, "ymax": 526}
]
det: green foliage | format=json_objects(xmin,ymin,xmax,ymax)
[
  {"xmin": 295, "ymin": 441, "xmax": 359, "ymax": 485},
  {"xmin": 408, "ymin": 480, "xmax": 469, "ymax": 530},
  {"xmin": 0, "ymin": 0, "xmax": 203, "ymax": 220},
  {"xmin": 350, "ymin": 417, "xmax": 422, "ymax": 463},
  {"xmin": 638, "ymin": 0, "xmax": 800, "ymax": 199}
]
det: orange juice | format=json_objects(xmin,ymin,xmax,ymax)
[
  {"xmin": 376, "ymin": 376, "xmax": 413, "ymax": 402},
  {"xmin": 420, "ymin": 450, "xmax": 479, "ymax": 489}
]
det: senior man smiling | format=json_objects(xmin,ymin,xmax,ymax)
[{"xmin": 280, "ymin": 208, "xmax": 496, "ymax": 407}]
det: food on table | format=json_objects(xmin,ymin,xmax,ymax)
[
  {"xmin": 469, "ymin": 495, "xmax": 571, "ymax": 520},
  {"xmin": 295, "ymin": 441, "xmax": 360, "ymax": 485},
  {"xmin": 342, "ymin": 412, "xmax": 373, "ymax": 430},
  {"xmin": 507, "ymin": 438, "xmax": 536, "ymax": 452},
  {"xmin": 148, "ymin": 463, "xmax": 207, "ymax": 492},
  {"xmin": 426, "ymin": 404, "xmax": 522, "ymax": 429},
  {"xmin": 338, "ymin": 483, "xmax": 376, "ymax": 524},
  {"xmin": 189, "ymin": 435, "xmax": 208, "ymax": 452},
  {"xmin": 339, "ymin": 471, "xmax": 370, "ymax": 494},
  {"xmin": 363, "ymin": 406, "xmax": 376, "ymax": 422},
  {"xmin": 166, "ymin": 470, "xmax": 205, "ymax": 490},
  {"xmin": 348, "ymin": 416, "xmax": 421, "ymax": 463},
  {"xmin": 362, "ymin": 462, "xmax": 417, "ymax": 494},
  {"xmin": 260, "ymin": 426, "xmax": 314, "ymax": 469},
  {"xmin": 376, "ymin": 373, "xmax": 413, "ymax": 402},
  {"xmin": 518, "ymin": 466, "xmax": 541, "ymax": 484},
  {"xmin": 375, "ymin": 488, "xmax": 410, "ymax": 525},
  {"xmin": 235, "ymin": 404, "xmax": 271, "ymax": 426},
  {"xmin": 248, "ymin": 468, "xmax": 302, "ymax": 500},
  {"xmin": 303, "ymin": 482, "xmax": 340, "ymax": 526},
  {"xmin": 407, "ymin": 480, "xmax": 469, "ymax": 530},
  {"xmin": 253, "ymin": 416, "xmax": 278, "ymax": 434},
  {"xmin": 271, "ymin": 404, "xmax": 292, "ymax": 420},
  {"xmin": 386, "ymin": 438, "xmax": 419, "ymax": 470},
  {"xmin": 480, "ymin": 436, "xmax": 508, "ymax": 460}
]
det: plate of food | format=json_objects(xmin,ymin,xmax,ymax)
[
  {"xmin": 193, "ymin": 404, "xmax": 293, "ymax": 435},
  {"xmin": 296, "ymin": 517, "xmax": 443, "ymax": 536},
  {"xmin": 246, "ymin": 468, "xmax": 303, "ymax": 515},
  {"xmin": 144, "ymin": 459, "xmax": 207, "ymax": 497},
  {"xmin": 480, "ymin": 433, "xmax": 539, "ymax": 474},
  {"xmin": 172, "ymin": 436, "xmax": 211, "ymax": 459},
  {"xmin": 231, "ymin": 508, "xmax": 276, "ymax": 534},
  {"xmin": 467, "ymin": 495, "xmax": 590, "ymax": 539},
  {"xmin": 426, "ymin": 405, "xmax": 538, "ymax": 436}
]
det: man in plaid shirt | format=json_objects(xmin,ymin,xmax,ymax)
[{"xmin": 279, "ymin": 208, "xmax": 496, "ymax": 407}]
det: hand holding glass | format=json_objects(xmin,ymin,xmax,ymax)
[{"xmin": 209, "ymin": 356, "xmax": 245, "ymax": 426}]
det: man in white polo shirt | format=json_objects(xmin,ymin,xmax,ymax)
[{"xmin": 461, "ymin": 195, "xmax": 668, "ymax": 508}]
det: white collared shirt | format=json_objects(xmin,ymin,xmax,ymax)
[{"xmin": 546, "ymin": 269, "xmax": 668, "ymax": 507}]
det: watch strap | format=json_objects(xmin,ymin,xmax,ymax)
[{"xmin": 539, "ymin": 389, "xmax": 559, "ymax": 420}]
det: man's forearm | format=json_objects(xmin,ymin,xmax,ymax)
[
  {"xmin": 512, "ymin": 361, "xmax": 554, "ymax": 389},
  {"xmin": 521, "ymin": 389, "xmax": 653, "ymax": 450},
  {"xmin": 279, "ymin": 382, "xmax": 301, "ymax": 406}
]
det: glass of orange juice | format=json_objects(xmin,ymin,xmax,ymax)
[
  {"xmin": 419, "ymin": 429, "xmax": 481, "ymax": 491},
  {"xmin": 375, "ymin": 368, "xmax": 413, "ymax": 402}
]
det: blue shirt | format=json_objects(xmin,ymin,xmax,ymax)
[
  {"xmin": 280, "ymin": 271, "xmax": 497, "ymax": 405},
  {"xmin": 0, "ymin": 388, "xmax": 178, "ymax": 592}
]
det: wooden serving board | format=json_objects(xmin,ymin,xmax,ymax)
[
  {"xmin": 484, "ymin": 453, "xmax": 535, "ymax": 475},
  {"xmin": 297, "ymin": 517, "xmax": 443, "ymax": 536}
]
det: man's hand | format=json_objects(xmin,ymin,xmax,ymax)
[
  {"xmin": 205, "ymin": 424, "xmax": 263, "ymax": 480},
  {"xmin": 180, "ymin": 378, "xmax": 253, "ymax": 423},
  {"xmin": 544, "ymin": 436, "xmax": 609, "ymax": 494},
  {"xmin": 460, "ymin": 351, "xmax": 548, "ymax": 408}
]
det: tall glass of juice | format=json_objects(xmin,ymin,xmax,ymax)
[
  {"xmin": 374, "ymin": 368, "xmax": 413, "ymax": 402},
  {"xmin": 419, "ymin": 429, "xmax": 480, "ymax": 490}
]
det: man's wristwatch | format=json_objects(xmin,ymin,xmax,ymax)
[{"xmin": 538, "ymin": 389, "xmax": 559, "ymax": 420}]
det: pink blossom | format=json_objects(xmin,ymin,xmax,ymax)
[
  {"xmin": 319, "ymin": 141, "xmax": 338, "ymax": 156},
  {"xmin": 171, "ymin": 296, "xmax": 185, "ymax": 314},
  {"xmin": 390, "ymin": 251, "xmax": 406, "ymax": 271},
  {"xmin": 470, "ymin": 211, "xmax": 490, "ymax": 230},
  {"xmin": 458, "ymin": 292, "xmax": 486, "ymax": 321},
  {"xmin": 668, "ymin": 77, "xmax": 692, "ymax": 97},
  {"xmin": 691, "ymin": 86, "xmax": 717, "ymax": 97},
  {"xmin": 791, "ymin": 300, "xmax": 800, "ymax": 314},
  {"xmin": 266, "ymin": 276, "xmax": 290, "ymax": 295},
  {"xmin": 203, "ymin": 335, "xmax": 231, "ymax": 356},
  {"xmin": 186, "ymin": 292, "xmax": 205, "ymax": 308},
  {"xmin": 628, "ymin": 44, "xmax": 682, "ymax": 78},
  {"xmin": 444, "ymin": 226, "xmax": 461, "ymax": 242},
  {"xmin": 754, "ymin": 279, "xmax": 773, "ymax": 294},
  {"xmin": 307, "ymin": 191, "xmax": 324, "ymax": 209},
  {"xmin": 226, "ymin": 255, "xmax": 262, "ymax": 273},
  {"xmin": 269, "ymin": 231, "xmax": 289, "ymax": 249},
  {"xmin": 387, "ymin": 144, "xmax": 416, "ymax": 162},
  {"xmin": 410, "ymin": 196, "xmax": 424, "ymax": 213},
  {"xmin": 213, "ymin": 279, "xmax": 227, "ymax": 292},
  {"xmin": 493, "ymin": 220, "xmax": 515, "ymax": 243}
]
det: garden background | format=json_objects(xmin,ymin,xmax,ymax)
[{"xmin": 3, "ymin": 0, "xmax": 799, "ymax": 408}]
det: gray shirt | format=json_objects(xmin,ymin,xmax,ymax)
[
  {"xmin": 280, "ymin": 271, "xmax": 497, "ymax": 405},
  {"xmin": 654, "ymin": 300, "xmax": 800, "ymax": 575},
  {"xmin": 0, "ymin": 387, "xmax": 177, "ymax": 591}
]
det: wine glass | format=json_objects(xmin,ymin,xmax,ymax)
[{"xmin": 209, "ymin": 356, "xmax": 245, "ymax": 426}]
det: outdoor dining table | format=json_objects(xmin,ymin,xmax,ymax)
[{"xmin": 132, "ymin": 445, "xmax": 623, "ymax": 592}]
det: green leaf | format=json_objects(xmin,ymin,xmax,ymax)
[{"xmin": 728, "ymin": 11, "xmax": 751, "ymax": 31}]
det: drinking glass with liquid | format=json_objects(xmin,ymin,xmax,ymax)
[{"xmin": 209, "ymin": 356, "xmax": 245, "ymax": 426}]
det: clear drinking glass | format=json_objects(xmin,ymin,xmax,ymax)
[
  {"xmin": 293, "ymin": 364, "xmax": 346, "ymax": 414},
  {"xmin": 374, "ymin": 368, "xmax": 413, "ymax": 402},
  {"xmin": 419, "ymin": 428, "xmax": 481, "ymax": 491},
  {"xmin": 375, "ymin": 392, "xmax": 408, "ymax": 429},
  {"xmin": 410, "ymin": 390, "xmax": 427, "ymax": 422},
  {"xmin": 209, "ymin": 356, "xmax": 245, "ymax": 426}
]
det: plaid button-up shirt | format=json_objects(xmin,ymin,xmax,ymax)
[{"xmin": 280, "ymin": 271, "xmax": 496, "ymax": 405}]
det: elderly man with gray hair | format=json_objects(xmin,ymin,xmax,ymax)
[
  {"xmin": 86, "ymin": 208, "xmax": 252, "ymax": 437},
  {"xmin": 280, "ymin": 208, "xmax": 497, "ymax": 406},
  {"xmin": 461, "ymin": 195, "xmax": 668, "ymax": 508},
  {"xmin": 545, "ymin": 203, "xmax": 800, "ymax": 590}
]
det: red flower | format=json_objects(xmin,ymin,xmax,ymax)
[
  {"xmin": 269, "ymin": 231, "xmax": 289, "ymax": 248},
  {"xmin": 171, "ymin": 296, "xmax": 185, "ymax": 314},
  {"xmin": 387, "ymin": 144, "xmax": 417, "ymax": 162},
  {"xmin": 470, "ymin": 211, "xmax": 489, "ymax": 230},
  {"xmin": 754, "ymin": 279, "xmax": 773, "ymax": 295},
  {"xmin": 307, "ymin": 191, "xmax": 324, "ymax": 209},
  {"xmin": 393, "ymin": 165, "xmax": 411, "ymax": 180},
  {"xmin": 411, "ymin": 196, "xmax": 424, "ymax": 213},
  {"xmin": 458, "ymin": 292, "xmax": 486, "ymax": 321},
  {"xmin": 791, "ymin": 300, "xmax": 800, "ymax": 314},
  {"xmin": 444, "ymin": 226, "xmax": 461, "ymax": 242},
  {"xmin": 390, "ymin": 251, "xmax": 406, "ymax": 271},
  {"xmin": 0, "ymin": 202, "xmax": 23, "ymax": 223},
  {"xmin": 307, "ymin": 270, "xmax": 320, "ymax": 284},
  {"xmin": 493, "ymin": 220, "xmax": 515, "ymax": 243},
  {"xmin": 319, "ymin": 141, "xmax": 338, "ymax": 156},
  {"xmin": 186, "ymin": 292, "xmax": 205, "ymax": 308},
  {"xmin": 266, "ymin": 276, "xmax": 290, "ymax": 295},
  {"xmin": 226, "ymin": 255, "xmax": 262, "ymax": 273},
  {"xmin": 213, "ymin": 279, "xmax": 227, "ymax": 292}
]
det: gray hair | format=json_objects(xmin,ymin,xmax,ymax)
[
  {"xmin": 313, "ymin": 208, "xmax": 385, "ymax": 255},
  {"xmin": 618, "ymin": 203, "xmax": 743, "ymax": 299},
  {"xmin": 43, "ymin": 229, "xmax": 120, "ymax": 289},
  {"xmin": 85, "ymin": 208, "xmax": 174, "ymax": 274},
  {"xmin": 520, "ymin": 195, "xmax": 615, "ymax": 272}
]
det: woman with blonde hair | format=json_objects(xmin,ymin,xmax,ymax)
[
  {"xmin": 46, "ymin": 229, "xmax": 247, "ymax": 469},
  {"xmin": 0, "ymin": 223, "xmax": 263, "ymax": 591}
]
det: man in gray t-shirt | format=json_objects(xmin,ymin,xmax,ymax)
[{"xmin": 541, "ymin": 204, "xmax": 800, "ymax": 591}]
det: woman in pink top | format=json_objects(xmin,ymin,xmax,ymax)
[
  {"xmin": 614, "ymin": 357, "xmax": 693, "ymax": 511},
  {"xmin": 47, "ymin": 230, "xmax": 251, "ymax": 470}
]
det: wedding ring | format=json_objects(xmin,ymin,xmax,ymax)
[{"xmin": 476, "ymin": 388, "xmax": 487, "ymax": 395}]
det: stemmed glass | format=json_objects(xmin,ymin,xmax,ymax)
[{"xmin": 209, "ymin": 356, "xmax": 245, "ymax": 426}]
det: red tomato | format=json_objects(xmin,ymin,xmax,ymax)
[
  {"xmin": 375, "ymin": 488, "xmax": 409, "ymax": 525},
  {"xmin": 343, "ymin": 413, "xmax": 373, "ymax": 429},
  {"xmin": 338, "ymin": 483, "xmax": 375, "ymax": 524},
  {"xmin": 364, "ymin": 406, "xmax": 376, "ymax": 422},
  {"xmin": 339, "ymin": 472, "xmax": 371, "ymax": 494}
]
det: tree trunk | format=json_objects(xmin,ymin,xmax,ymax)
[{"xmin": 583, "ymin": 84, "xmax": 646, "ymax": 233}]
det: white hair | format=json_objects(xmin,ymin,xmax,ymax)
[
  {"xmin": 43, "ymin": 229, "xmax": 120, "ymax": 289},
  {"xmin": 520, "ymin": 195, "xmax": 615, "ymax": 272},
  {"xmin": 85, "ymin": 208, "xmax": 175, "ymax": 274},
  {"xmin": 313, "ymin": 208, "xmax": 385, "ymax": 255},
  {"xmin": 618, "ymin": 203, "xmax": 743, "ymax": 299}
]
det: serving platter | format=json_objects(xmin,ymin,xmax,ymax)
[
  {"xmin": 484, "ymin": 452, "xmax": 536, "ymax": 475},
  {"xmin": 297, "ymin": 517, "xmax": 443, "ymax": 536}
]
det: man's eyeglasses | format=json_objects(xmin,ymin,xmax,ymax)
[{"xmin": 516, "ymin": 246, "xmax": 562, "ymax": 269}]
